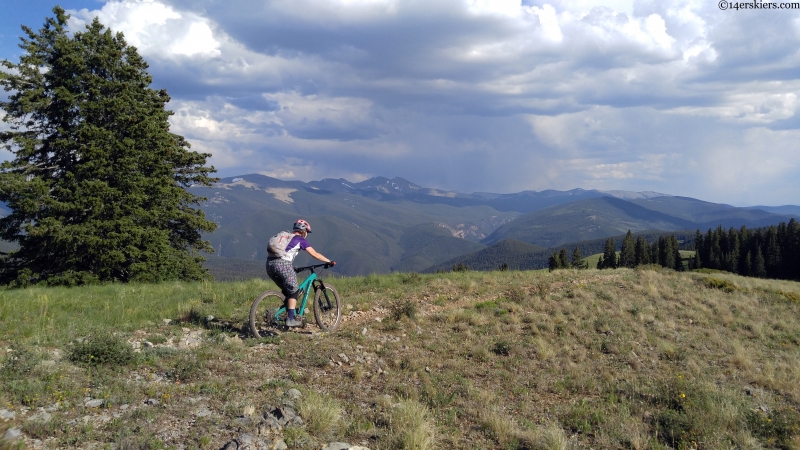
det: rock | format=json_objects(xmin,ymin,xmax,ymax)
[
  {"xmin": 322, "ymin": 444, "xmax": 370, "ymax": 450},
  {"xmin": 85, "ymin": 399, "xmax": 104, "ymax": 408},
  {"xmin": 259, "ymin": 415, "xmax": 282, "ymax": 433},
  {"xmin": 285, "ymin": 388, "xmax": 302, "ymax": 400},
  {"xmin": 142, "ymin": 341, "xmax": 154, "ymax": 348},
  {"xmin": 222, "ymin": 442, "xmax": 239, "ymax": 450},
  {"xmin": 237, "ymin": 433, "xmax": 255, "ymax": 446},
  {"xmin": 233, "ymin": 416, "xmax": 255, "ymax": 428},
  {"xmin": 196, "ymin": 408, "xmax": 212, "ymax": 418},
  {"xmin": 27, "ymin": 410, "xmax": 52, "ymax": 422},
  {"xmin": 145, "ymin": 398, "xmax": 161, "ymax": 406},
  {"xmin": 322, "ymin": 443, "xmax": 353, "ymax": 450},
  {"xmin": 272, "ymin": 440, "xmax": 288, "ymax": 450},
  {"xmin": 3, "ymin": 427, "xmax": 21, "ymax": 442},
  {"xmin": 243, "ymin": 405, "xmax": 256, "ymax": 417},
  {"xmin": 235, "ymin": 433, "xmax": 272, "ymax": 450},
  {"xmin": 205, "ymin": 315, "xmax": 215, "ymax": 323},
  {"xmin": 361, "ymin": 327, "xmax": 368, "ymax": 335},
  {"xmin": 266, "ymin": 405, "xmax": 303, "ymax": 427},
  {"xmin": 180, "ymin": 336, "xmax": 202, "ymax": 348},
  {"xmin": 120, "ymin": 404, "xmax": 129, "ymax": 410},
  {"xmin": 338, "ymin": 353, "xmax": 349, "ymax": 363},
  {"xmin": 163, "ymin": 319, "xmax": 172, "ymax": 325},
  {"xmin": 0, "ymin": 409, "xmax": 15, "ymax": 421}
]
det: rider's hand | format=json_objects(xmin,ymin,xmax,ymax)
[{"xmin": 325, "ymin": 261, "xmax": 336, "ymax": 268}]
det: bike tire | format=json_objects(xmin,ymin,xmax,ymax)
[
  {"xmin": 249, "ymin": 290, "xmax": 286, "ymax": 338},
  {"xmin": 313, "ymin": 283, "xmax": 342, "ymax": 331}
]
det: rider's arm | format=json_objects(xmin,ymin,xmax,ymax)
[{"xmin": 305, "ymin": 247, "xmax": 330, "ymax": 263}]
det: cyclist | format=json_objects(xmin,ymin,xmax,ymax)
[{"xmin": 266, "ymin": 219, "xmax": 335, "ymax": 327}]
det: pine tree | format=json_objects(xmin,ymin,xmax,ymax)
[
  {"xmin": 690, "ymin": 250, "xmax": 701, "ymax": 270},
  {"xmin": 571, "ymin": 246, "xmax": 588, "ymax": 269},
  {"xmin": 558, "ymin": 248, "xmax": 569, "ymax": 269},
  {"xmin": 634, "ymin": 236, "xmax": 650, "ymax": 266},
  {"xmin": 619, "ymin": 230, "xmax": 636, "ymax": 268},
  {"xmin": 764, "ymin": 226, "xmax": 782, "ymax": 278},
  {"xmin": 548, "ymin": 253, "xmax": 559, "ymax": 272},
  {"xmin": 600, "ymin": 238, "xmax": 617, "ymax": 269},
  {"xmin": 788, "ymin": 219, "xmax": 800, "ymax": 280},
  {"xmin": 752, "ymin": 248, "xmax": 766, "ymax": 278},
  {"xmin": 0, "ymin": 8, "xmax": 217, "ymax": 286}
]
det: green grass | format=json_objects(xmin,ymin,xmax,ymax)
[{"xmin": 1, "ymin": 269, "xmax": 799, "ymax": 449}]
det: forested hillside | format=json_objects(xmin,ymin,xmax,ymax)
[{"xmin": 187, "ymin": 174, "xmax": 797, "ymax": 278}]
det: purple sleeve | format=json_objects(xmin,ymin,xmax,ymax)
[{"xmin": 286, "ymin": 235, "xmax": 310, "ymax": 251}]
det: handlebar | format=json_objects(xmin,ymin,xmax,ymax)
[{"xmin": 294, "ymin": 262, "xmax": 335, "ymax": 274}]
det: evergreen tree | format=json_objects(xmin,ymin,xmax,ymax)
[
  {"xmin": 599, "ymin": 238, "xmax": 617, "ymax": 269},
  {"xmin": 672, "ymin": 236, "xmax": 683, "ymax": 271},
  {"xmin": 752, "ymin": 248, "xmax": 766, "ymax": 278},
  {"xmin": 548, "ymin": 253, "xmax": 559, "ymax": 272},
  {"xmin": 788, "ymin": 219, "xmax": 800, "ymax": 280},
  {"xmin": 650, "ymin": 241, "xmax": 659, "ymax": 265},
  {"xmin": 618, "ymin": 230, "xmax": 636, "ymax": 268},
  {"xmin": 0, "ymin": 9, "xmax": 217, "ymax": 286},
  {"xmin": 764, "ymin": 226, "xmax": 782, "ymax": 278},
  {"xmin": 634, "ymin": 236, "xmax": 650, "ymax": 266},
  {"xmin": 571, "ymin": 246, "xmax": 588, "ymax": 269},
  {"xmin": 558, "ymin": 248, "xmax": 569, "ymax": 269},
  {"xmin": 690, "ymin": 250, "xmax": 701, "ymax": 270}
]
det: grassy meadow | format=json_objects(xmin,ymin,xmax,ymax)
[{"xmin": 1, "ymin": 267, "xmax": 799, "ymax": 449}]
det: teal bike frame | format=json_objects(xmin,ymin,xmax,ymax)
[{"xmin": 271, "ymin": 263, "xmax": 331, "ymax": 322}]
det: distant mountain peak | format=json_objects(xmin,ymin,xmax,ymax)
[{"xmin": 601, "ymin": 190, "xmax": 670, "ymax": 200}]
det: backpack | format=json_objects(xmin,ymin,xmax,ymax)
[{"xmin": 267, "ymin": 231, "xmax": 293, "ymax": 258}]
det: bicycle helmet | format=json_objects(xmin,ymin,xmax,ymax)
[{"xmin": 293, "ymin": 219, "xmax": 312, "ymax": 233}]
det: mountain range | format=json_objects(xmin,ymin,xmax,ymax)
[{"xmin": 185, "ymin": 175, "xmax": 799, "ymax": 279}]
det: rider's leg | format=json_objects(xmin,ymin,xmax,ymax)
[{"xmin": 285, "ymin": 292, "xmax": 302, "ymax": 327}]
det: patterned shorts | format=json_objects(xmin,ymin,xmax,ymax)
[{"xmin": 266, "ymin": 258, "xmax": 299, "ymax": 298}]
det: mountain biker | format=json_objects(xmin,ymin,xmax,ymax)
[{"xmin": 266, "ymin": 219, "xmax": 335, "ymax": 327}]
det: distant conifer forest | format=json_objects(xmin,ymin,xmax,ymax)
[{"xmin": 548, "ymin": 219, "xmax": 800, "ymax": 282}]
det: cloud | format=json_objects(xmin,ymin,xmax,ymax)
[
  {"xmin": 69, "ymin": 0, "xmax": 221, "ymax": 57},
  {"xmin": 51, "ymin": 0, "xmax": 800, "ymax": 205}
]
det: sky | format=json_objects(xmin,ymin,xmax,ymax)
[{"xmin": 1, "ymin": 0, "xmax": 799, "ymax": 206}]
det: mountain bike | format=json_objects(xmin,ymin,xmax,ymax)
[{"xmin": 249, "ymin": 263, "xmax": 342, "ymax": 337}]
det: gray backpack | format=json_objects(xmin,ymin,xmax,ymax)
[{"xmin": 267, "ymin": 231, "xmax": 293, "ymax": 258}]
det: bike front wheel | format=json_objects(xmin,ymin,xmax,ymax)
[
  {"xmin": 313, "ymin": 284, "xmax": 342, "ymax": 331},
  {"xmin": 249, "ymin": 290, "xmax": 286, "ymax": 338}
]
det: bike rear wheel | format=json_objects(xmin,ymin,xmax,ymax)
[
  {"xmin": 313, "ymin": 283, "xmax": 342, "ymax": 331},
  {"xmin": 249, "ymin": 290, "xmax": 286, "ymax": 338}
]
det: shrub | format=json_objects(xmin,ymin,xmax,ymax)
[
  {"xmin": 491, "ymin": 340, "xmax": 512, "ymax": 356},
  {"xmin": 702, "ymin": 277, "xmax": 739, "ymax": 293},
  {"xmin": 505, "ymin": 286, "xmax": 526, "ymax": 303},
  {"xmin": 1, "ymin": 343, "xmax": 38, "ymax": 378},
  {"xmin": 452, "ymin": 263, "xmax": 470, "ymax": 272},
  {"xmin": 167, "ymin": 353, "xmax": 204, "ymax": 382},
  {"xmin": 389, "ymin": 298, "xmax": 417, "ymax": 321},
  {"xmin": 68, "ymin": 332, "xmax": 136, "ymax": 367},
  {"xmin": 400, "ymin": 272, "xmax": 422, "ymax": 284},
  {"xmin": 533, "ymin": 281, "xmax": 550, "ymax": 300},
  {"xmin": 746, "ymin": 407, "xmax": 800, "ymax": 449}
]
